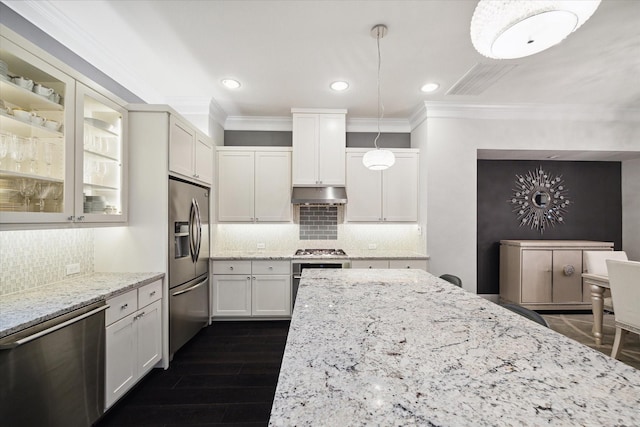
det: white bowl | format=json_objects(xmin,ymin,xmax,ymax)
[
  {"xmin": 44, "ymin": 120, "xmax": 61, "ymax": 131},
  {"xmin": 12, "ymin": 109, "xmax": 31, "ymax": 121}
]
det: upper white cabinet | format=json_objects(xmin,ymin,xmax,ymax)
[
  {"xmin": 0, "ymin": 33, "xmax": 128, "ymax": 226},
  {"xmin": 217, "ymin": 147, "xmax": 291, "ymax": 222},
  {"xmin": 169, "ymin": 115, "xmax": 213, "ymax": 185},
  {"xmin": 292, "ymin": 109, "xmax": 346, "ymax": 186},
  {"xmin": 346, "ymin": 149, "xmax": 419, "ymax": 222},
  {"xmin": 76, "ymin": 83, "xmax": 127, "ymax": 222}
]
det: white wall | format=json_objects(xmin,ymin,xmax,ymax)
[
  {"xmin": 622, "ymin": 158, "xmax": 640, "ymax": 260},
  {"xmin": 412, "ymin": 104, "xmax": 640, "ymax": 294}
]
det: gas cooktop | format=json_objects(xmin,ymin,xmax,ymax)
[{"xmin": 294, "ymin": 249, "xmax": 347, "ymax": 256}]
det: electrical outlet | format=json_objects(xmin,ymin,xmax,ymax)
[
  {"xmin": 257, "ymin": 243, "xmax": 266, "ymax": 249},
  {"xmin": 66, "ymin": 263, "xmax": 81, "ymax": 276},
  {"xmin": 368, "ymin": 243, "xmax": 377, "ymax": 250},
  {"xmin": 417, "ymin": 226, "xmax": 422, "ymax": 236}
]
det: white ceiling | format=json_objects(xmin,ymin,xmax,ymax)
[{"xmin": 5, "ymin": 0, "xmax": 640, "ymax": 125}]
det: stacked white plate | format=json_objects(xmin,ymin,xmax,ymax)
[
  {"xmin": 84, "ymin": 195, "xmax": 106, "ymax": 213},
  {"xmin": 0, "ymin": 60, "xmax": 8, "ymax": 81}
]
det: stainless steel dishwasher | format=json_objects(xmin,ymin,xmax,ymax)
[{"xmin": 0, "ymin": 301, "xmax": 108, "ymax": 427}]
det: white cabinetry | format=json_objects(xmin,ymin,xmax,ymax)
[
  {"xmin": 346, "ymin": 149, "xmax": 418, "ymax": 222},
  {"xmin": 169, "ymin": 115, "xmax": 213, "ymax": 185},
  {"xmin": 292, "ymin": 109, "xmax": 346, "ymax": 186},
  {"xmin": 212, "ymin": 260, "xmax": 291, "ymax": 318},
  {"xmin": 217, "ymin": 147, "xmax": 291, "ymax": 222},
  {"xmin": 105, "ymin": 280, "xmax": 163, "ymax": 409},
  {"xmin": 499, "ymin": 240, "xmax": 613, "ymax": 310},
  {"xmin": 0, "ymin": 32, "xmax": 128, "ymax": 225},
  {"xmin": 351, "ymin": 259, "xmax": 428, "ymax": 271}
]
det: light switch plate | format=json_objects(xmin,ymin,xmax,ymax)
[{"xmin": 66, "ymin": 263, "xmax": 80, "ymax": 275}]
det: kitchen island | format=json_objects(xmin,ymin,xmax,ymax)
[{"xmin": 269, "ymin": 269, "xmax": 640, "ymax": 426}]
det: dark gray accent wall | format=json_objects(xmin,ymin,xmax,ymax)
[
  {"xmin": 346, "ymin": 132, "xmax": 410, "ymax": 148},
  {"xmin": 477, "ymin": 160, "xmax": 622, "ymax": 295},
  {"xmin": 1, "ymin": 3, "xmax": 144, "ymax": 103},
  {"xmin": 223, "ymin": 131, "xmax": 410, "ymax": 148},
  {"xmin": 224, "ymin": 131, "xmax": 292, "ymax": 146}
]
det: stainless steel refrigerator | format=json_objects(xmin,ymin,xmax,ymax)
[{"xmin": 169, "ymin": 177, "xmax": 210, "ymax": 358}]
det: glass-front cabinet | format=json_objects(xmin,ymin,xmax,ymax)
[
  {"xmin": 0, "ymin": 33, "xmax": 127, "ymax": 226},
  {"xmin": 76, "ymin": 84, "xmax": 127, "ymax": 222},
  {"xmin": 0, "ymin": 37, "xmax": 75, "ymax": 223}
]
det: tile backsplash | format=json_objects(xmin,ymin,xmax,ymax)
[
  {"xmin": 0, "ymin": 228, "xmax": 94, "ymax": 296},
  {"xmin": 299, "ymin": 206, "xmax": 337, "ymax": 240}
]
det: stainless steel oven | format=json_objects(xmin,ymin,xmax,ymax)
[{"xmin": 291, "ymin": 259, "xmax": 350, "ymax": 310}]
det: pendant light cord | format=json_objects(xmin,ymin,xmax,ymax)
[{"xmin": 374, "ymin": 27, "xmax": 384, "ymax": 150}]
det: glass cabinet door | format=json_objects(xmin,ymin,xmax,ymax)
[
  {"xmin": 0, "ymin": 37, "xmax": 75, "ymax": 223},
  {"xmin": 75, "ymin": 83, "xmax": 127, "ymax": 222}
]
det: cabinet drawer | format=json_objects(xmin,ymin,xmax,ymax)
[
  {"xmin": 389, "ymin": 259, "xmax": 428, "ymax": 270},
  {"xmin": 106, "ymin": 290, "xmax": 138, "ymax": 325},
  {"xmin": 138, "ymin": 279, "xmax": 163, "ymax": 308},
  {"xmin": 351, "ymin": 260, "xmax": 389, "ymax": 269},
  {"xmin": 212, "ymin": 261, "xmax": 252, "ymax": 275},
  {"xmin": 252, "ymin": 261, "xmax": 290, "ymax": 275}
]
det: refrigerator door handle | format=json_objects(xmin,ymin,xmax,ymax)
[
  {"xmin": 189, "ymin": 199, "xmax": 197, "ymax": 263},
  {"xmin": 171, "ymin": 277, "xmax": 208, "ymax": 297},
  {"xmin": 194, "ymin": 198, "xmax": 202, "ymax": 263}
]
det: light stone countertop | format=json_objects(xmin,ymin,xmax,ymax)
[
  {"xmin": 0, "ymin": 272, "xmax": 164, "ymax": 339},
  {"xmin": 210, "ymin": 249, "xmax": 428, "ymax": 260},
  {"xmin": 269, "ymin": 269, "xmax": 640, "ymax": 426}
]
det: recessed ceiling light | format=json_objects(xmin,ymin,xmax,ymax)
[
  {"xmin": 420, "ymin": 83, "xmax": 440, "ymax": 93},
  {"xmin": 330, "ymin": 81, "xmax": 349, "ymax": 91},
  {"xmin": 222, "ymin": 79, "xmax": 241, "ymax": 89}
]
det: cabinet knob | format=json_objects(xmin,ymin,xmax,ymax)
[
  {"xmin": 269, "ymin": 266, "xmax": 273, "ymax": 270},
  {"xmin": 121, "ymin": 303, "xmax": 128, "ymax": 310},
  {"xmin": 149, "ymin": 291, "xmax": 156, "ymax": 296},
  {"xmin": 229, "ymin": 266, "xmax": 234, "ymax": 271},
  {"xmin": 68, "ymin": 216, "xmax": 75, "ymax": 221},
  {"xmin": 77, "ymin": 216, "xmax": 85, "ymax": 221},
  {"xmin": 563, "ymin": 265, "xmax": 576, "ymax": 276},
  {"xmin": 247, "ymin": 276, "xmax": 251, "ymax": 280},
  {"xmin": 406, "ymin": 266, "xmax": 411, "ymax": 269},
  {"xmin": 368, "ymin": 266, "xmax": 372, "ymax": 269}
]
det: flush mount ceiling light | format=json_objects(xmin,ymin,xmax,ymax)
[
  {"xmin": 420, "ymin": 82, "xmax": 440, "ymax": 93},
  {"xmin": 470, "ymin": 0, "xmax": 601, "ymax": 59},
  {"xmin": 221, "ymin": 79, "xmax": 241, "ymax": 89},
  {"xmin": 363, "ymin": 24, "xmax": 395, "ymax": 171},
  {"xmin": 330, "ymin": 81, "xmax": 349, "ymax": 91}
]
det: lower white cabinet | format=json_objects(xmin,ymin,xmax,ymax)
[
  {"xmin": 105, "ymin": 280, "xmax": 163, "ymax": 409},
  {"xmin": 212, "ymin": 260, "xmax": 291, "ymax": 318},
  {"xmin": 351, "ymin": 259, "xmax": 428, "ymax": 271}
]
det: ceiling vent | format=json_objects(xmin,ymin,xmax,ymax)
[{"xmin": 446, "ymin": 63, "xmax": 518, "ymax": 96}]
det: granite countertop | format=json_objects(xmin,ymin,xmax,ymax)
[
  {"xmin": 211, "ymin": 250, "xmax": 428, "ymax": 260},
  {"xmin": 0, "ymin": 272, "xmax": 164, "ymax": 339},
  {"xmin": 269, "ymin": 269, "xmax": 640, "ymax": 426}
]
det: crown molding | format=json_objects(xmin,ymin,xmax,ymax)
[
  {"xmin": 346, "ymin": 118, "xmax": 411, "ymax": 133},
  {"xmin": 224, "ymin": 116, "xmax": 293, "ymax": 131},
  {"xmin": 410, "ymin": 101, "xmax": 640, "ymax": 125},
  {"xmin": 4, "ymin": 0, "xmax": 163, "ymax": 104}
]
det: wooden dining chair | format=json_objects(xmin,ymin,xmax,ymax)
[
  {"xmin": 606, "ymin": 259, "xmax": 640, "ymax": 359},
  {"xmin": 584, "ymin": 250, "xmax": 628, "ymax": 311}
]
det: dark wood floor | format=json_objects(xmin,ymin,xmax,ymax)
[{"xmin": 95, "ymin": 320, "xmax": 290, "ymax": 427}]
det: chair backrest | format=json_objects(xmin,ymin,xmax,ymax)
[
  {"xmin": 606, "ymin": 259, "xmax": 640, "ymax": 330},
  {"xmin": 439, "ymin": 274, "xmax": 462, "ymax": 287},
  {"xmin": 584, "ymin": 250, "xmax": 628, "ymax": 276},
  {"xmin": 501, "ymin": 303, "xmax": 549, "ymax": 328}
]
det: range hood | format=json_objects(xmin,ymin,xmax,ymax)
[{"xmin": 291, "ymin": 186, "xmax": 347, "ymax": 205}]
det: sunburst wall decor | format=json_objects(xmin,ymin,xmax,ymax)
[{"xmin": 509, "ymin": 166, "xmax": 570, "ymax": 233}]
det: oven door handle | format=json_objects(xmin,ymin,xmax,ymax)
[{"xmin": 293, "ymin": 275, "xmax": 302, "ymax": 280}]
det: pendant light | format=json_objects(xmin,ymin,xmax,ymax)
[
  {"xmin": 470, "ymin": 0, "xmax": 601, "ymax": 59},
  {"xmin": 363, "ymin": 24, "xmax": 395, "ymax": 171}
]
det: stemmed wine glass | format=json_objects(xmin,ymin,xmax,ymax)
[
  {"xmin": 0, "ymin": 132, "xmax": 8, "ymax": 169},
  {"xmin": 42, "ymin": 141, "xmax": 53, "ymax": 177},
  {"xmin": 16, "ymin": 178, "xmax": 36, "ymax": 211},
  {"xmin": 10, "ymin": 135, "xmax": 25, "ymax": 172},
  {"xmin": 25, "ymin": 137, "xmax": 38, "ymax": 174},
  {"xmin": 93, "ymin": 161, "xmax": 107, "ymax": 185},
  {"xmin": 34, "ymin": 182, "xmax": 53, "ymax": 212},
  {"xmin": 50, "ymin": 182, "xmax": 63, "ymax": 212}
]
